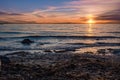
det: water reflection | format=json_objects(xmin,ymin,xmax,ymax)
[
  {"xmin": 85, "ymin": 23, "xmax": 95, "ymax": 44},
  {"xmin": 87, "ymin": 23, "xmax": 93, "ymax": 36}
]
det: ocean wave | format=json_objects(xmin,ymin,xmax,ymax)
[
  {"xmin": 2, "ymin": 35, "xmax": 119, "ymax": 39},
  {"xmin": 20, "ymin": 35, "xmax": 120, "ymax": 39},
  {"xmin": 0, "ymin": 42, "xmax": 120, "ymax": 51}
]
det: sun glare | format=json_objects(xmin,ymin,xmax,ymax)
[
  {"xmin": 87, "ymin": 14, "xmax": 95, "ymax": 24},
  {"xmin": 87, "ymin": 19, "xmax": 95, "ymax": 24}
]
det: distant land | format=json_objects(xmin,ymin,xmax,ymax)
[{"xmin": 0, "ymin": 21, "xmax": 120, "ymax": 24}]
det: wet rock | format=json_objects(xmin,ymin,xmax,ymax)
[
  {"xmin": 21, "ymin": 39, "xmax": 34, "ymax": 44},
  {"xmin": 107, "ymin": 48, "xmax": 114, "ymax": 53},
  {"xmin": 96, "ymin": 38, "xmax": 100, "ymax": 40},
  {"xmin": 97, "ymin": 49, "xmax": 106, "ymax": 55},
  {"xmin": 1, "ymin": 53, "xmax": 120, "ymax": 80},
  {"xmin": 113, "ymin": 49, "xmax": 120, "ymax": 55},
  {"xmin": 6, "ymin": 51, "xmax": 30, "ymax": 57},
  {"xmin": 0, "ymin": 55, "xmax": 11, "ymax": 65},
  {"xmin": 44, "ymin": 50, "xmax": 52, "ymax": 53},
  {"xmin": 84, "ymin": 51, "xmax": 94, "ymax": 54},
  {"xmin": 54, "ymin": 49, "xmax": 67, "ymax": 53},
  {"xmin": 39, "ymin": 43, "xmax": 44, "ymax": 45},
  {"xmin": 0, "ymin": 56, "xmax": 11, "ymax": 71}
]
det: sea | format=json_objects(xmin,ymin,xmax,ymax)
[{"xmin": 0, "ymin": 24, "xmax": 120, "ymax": 55}]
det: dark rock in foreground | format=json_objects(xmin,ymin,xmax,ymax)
[
  {"xmin": 21, "ymin": 39, "xmax": 34, "ymax": 45},
  {"xmin": 0, "ymin": 56, "xmax": 11, "ymax": 72},
  {"xmin": 0, "ymin": 55, "xmax": 11, "ymax": 64},
  {"xmin": 0, "ymin": 52, "xmax": 120, "ymax": 80}
]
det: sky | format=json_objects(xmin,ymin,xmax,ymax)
[{"xmin": 0, "ymin": 0, "xmax": 120, "ymax": 24}]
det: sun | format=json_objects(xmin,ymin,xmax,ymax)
[
  {"xmin": 87, "ymin": 19, "xmax": 95, "ymax": 24},
  {"xmin": 86, "ymin": 14, "xmax": 96, "ymax": 24}
]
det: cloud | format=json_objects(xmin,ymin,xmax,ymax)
[
  {"xmin": 0, "ymin": 11, "xmax": 23, "ymax": 16},
  {"xmin": 31, "ymin": 0, "xmax": 120, "ymax": 20},
  {"xmin": 66, "ymin": 0, "xmax": 120, "ymax": 15},
  {"xmin": 0, "ymin": 0, "xmax": 120, "ymax": 23},
  {"xmin": 33, "ymin": 14, "xmax": 45, "ymax": 18},
  {"xmin": 95, "ymin": 7, "xmax": 120, "ymax": 22}
]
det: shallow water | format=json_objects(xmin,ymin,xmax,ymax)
[{"xmin": 0, "ymin": 24, "xmax": 120, "ymax": 55}]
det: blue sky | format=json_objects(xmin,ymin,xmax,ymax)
[{"xmin": 0, "ymin": 0, "xmax": 71, "ymax": 12}]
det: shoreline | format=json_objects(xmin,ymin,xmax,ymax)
[{"xmin": 1, "ymin": 51, "xmax": 120, "ymax": 80}]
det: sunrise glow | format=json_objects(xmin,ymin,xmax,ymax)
[
  {"xmin": 87, "ymin": 19, "xmax": 95, "ymax": 24},
  {"xmin": 0, "ymin": 0, "xmax": 119, "ymax": 24}
]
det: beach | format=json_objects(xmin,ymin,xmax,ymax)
[
  {"xmin": 0, "ymin": 24, "xmax": 120, "ymax": 80},
  {"xmin": 0, "ymin": 0, "xmax": 120, "ymax": 79},
  {"xmin": 1, "ymin": 51, "xmax": 120, "ymax": 80}
]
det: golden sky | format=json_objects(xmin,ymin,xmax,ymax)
[{"xmin": 0, "ymin": 0, "xmax": 120, "ymax": 24}]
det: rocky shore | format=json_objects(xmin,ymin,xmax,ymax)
[{"xmin": 0, "ymin": 51, "xmax": 120, "ymax": 80}]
